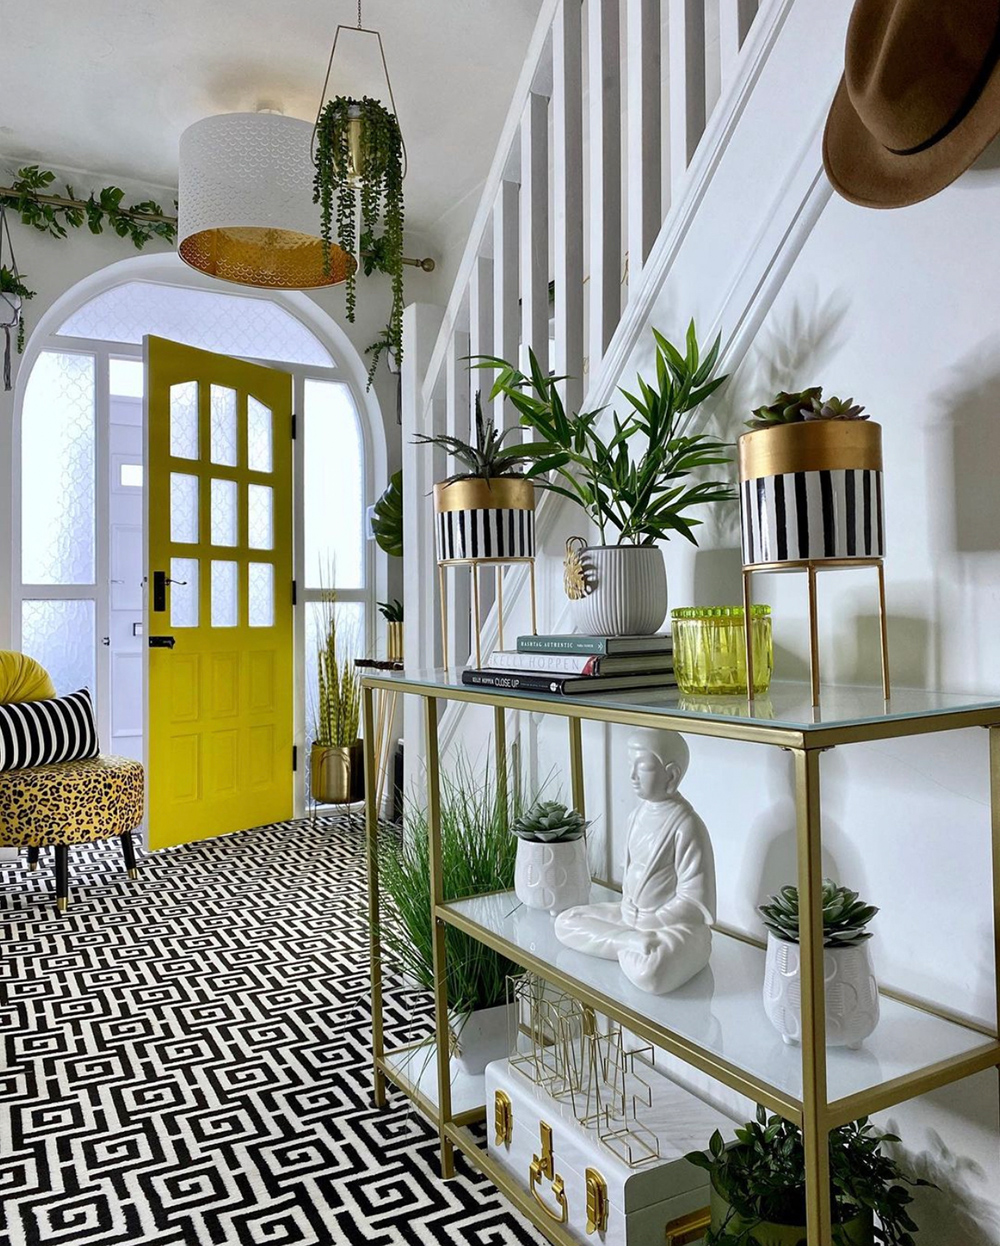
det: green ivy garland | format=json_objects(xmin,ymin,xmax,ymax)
[{"xmin": 313, "ymin": 96, "xmax": 405, "ymax": 366}]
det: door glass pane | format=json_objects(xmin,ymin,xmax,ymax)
[
  {"xmin": 304, "ymin": 380, "xmax": 363, "ymax": 588},
  {"xmin": 21, "ymin": 599, "xmax": 96, "ymax": 696},
  {"xmin": 248, "ymin": 563, "xmax": 274, "ymax": 628},
  {"xmin": 211, "ymin": 478, "xmax": 238, "ymax": 546},
  {"xmin": 21, "ymin": 351, "xmax": 96, "ymax": 585},
  {"xmin": 210, "ymin": 386, "xmax": 238, "ymax": 466},
  {"xmin": 170, "ymin": 381, "xmax": 200, "ymax": 460},
  {"xmin": 211, "ymin": 560, "xmax": 238, "ymax": 627},
  {"xmin": 248, "ymin": 484, "xmax": 273, "ymax": 550},
  {"xmin": 170, "ymin": 558, "xmax": 199, "ymax": 628},
  {"xmin": 170, "ymin": 473, "xmax": 199, "ymax": 544},
  {"xmin": 110, "ymin": 357, "xmax": 144, "ymax": 398},
  {"xmin": 247, "ymin": 397, "xmax": 273, "ymax": 473}
]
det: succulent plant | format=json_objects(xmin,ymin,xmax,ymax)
[
  {"xmin": 805, "ymin": 394, "xmax": 869, "ymax": 421},
  {"xmin": 747, "ymin": 387, "xmax": 823, "ymax": 429},
  {"xmin": 511, "ymin": 800, "xmax": 590, "ymax": 844},
  {"xmin": 413, "ymin": 390, "xmax": 535, "ymax": 485},
  {"xmin": 758, "ymin": 879, "xmax": 878, "ymax": 949}
]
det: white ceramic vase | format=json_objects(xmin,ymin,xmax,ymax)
[
  {"xmin": 450, "ymin": 1002, "xmax": 515, "ymax": 1076},
  {"xmin": 514, "ymin": 838, "xmax": 591, "ymax": 916},
  {"xmin": 762, "ymin": 933, "xmax": 880, "ymax": 1048},
  {"xmin": 575, "ymin": 545, "xmax": 667, "ymax": 637}
]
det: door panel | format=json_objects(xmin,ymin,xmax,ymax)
[{"xmin": 145, "ymin": 335, "xmax": 293, "ymax": 850}]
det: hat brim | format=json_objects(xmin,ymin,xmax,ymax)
[{"xmin": 824, "ymin": 68, "xmax": 1000, "ymax": 208}]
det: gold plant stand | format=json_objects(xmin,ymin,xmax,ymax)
[
  {"xmin": 742, "ymin": 558, "xmax": 890, "ymax": 707},
  {"xmin": 437, "ymin": 555, "xmax": 537, "ymax": 668}
]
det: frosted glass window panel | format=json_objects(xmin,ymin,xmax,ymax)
[
  {"xmin": 210, "ymin": 386, "xmax": 238, "ymax": 467},
  {"xmin": 170, "ymin": 381, "xmax": 200, "ymax": 460},
  {"xmin": 21, "ymin": 599, "xmax": 96, "ymax": 698},
  {"xmin": 211, "ymin": 478, "xmax": 238, "ymax": 547},
  {"xmin": 57, "ymin": 281, "xmax": 333, "ymax": 367},
  {"xmin": 21, "ymin": 351, "xmax": 96, "ymax": 586},
  {"xmin": 248, "ymin": 484, "xmax": 273, "ymax": 550},
  {"xmin": 120, "ymin": 463, "xmax": 144, "ymax": 488},
  {"xmin": 211, "ymin": 560, "xmax": 239, "ymax": 628},
  {"xmin": 304, "ymin": 380, "xmax": 364, "ymax": 588},
  {"xmin": 248, "ymin": 563, "xmax": 275, "ymax": 628},
  {"xmin": 109, "ymin": 357, "xmax": 144, "ymax": 398},
  {"xmin": 247, "ymin": 397, "xmax": 273, "ymax": 473},
  {"xmin": 171, "ymin": 474, "xmax": 200, "ymax": 545},
  {"xmin": 170, "ymin": 558, "xmax": 199, "ymax": 628},
  {"xmin": 304, "ymin": 599, "xmax": 364, "ymax": 738}
]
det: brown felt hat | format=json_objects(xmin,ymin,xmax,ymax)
[{"xmin": 824, "ymin": 0, "xmax": 1000, "ymax": 208}]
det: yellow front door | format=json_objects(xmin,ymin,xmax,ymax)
[{"xmin": 145, "ymin": 336, "xmax": 294, "ymax": 850}]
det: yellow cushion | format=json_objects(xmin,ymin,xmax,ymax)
[
  {"xmin": 0, "ymin": 652, "xmax": 56, "ymax": 704},
  {"xmin": 0, "ymin": 755, "xmax": 145, "ymax": 848}
]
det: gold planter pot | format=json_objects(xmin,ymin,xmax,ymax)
[
  {"xmin": 311, "ymin": 740, "xmax": 364, "ymax": 805},
  {"xmin": 386, "ymin": 621, "xmax": 403, "ymax": 663}
]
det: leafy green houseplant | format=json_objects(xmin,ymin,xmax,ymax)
[
  {"xmin": 379, "ymin": 754, "xmax": 525, "ymax": 1073},
  {"xmin": 761, "ymin": 880, "xmax": 881, "ymax": 1047},
  {"xmin": 311, "ymin": 591, "xmax": 363, "ymax": 804},
  {"xmin": 512, "ymin": 800, "xmax": 592, "ymax": 915},
  {"xmin": 687, "ymin": 1106, "xmax": 929, "ymax": 1245},
  {"xmin": 372, "ymin": 471, "xmax": 403, "ymax": 558},
  {"xmin": 478, "ymin": 323, "xmax": 734, "ymax": 636},
  {"xmin": 378, "ymin": 598, "xmax": 404, "ymax": 662},
  {"xmin": 313, "ymin": 96, "xmax": 404, "ymax": 363},
  {"xmin": 414, "ymin": 391, "xmax": 538, "ymax": 565},
  {"xmin": 1, "ymin": 265, "xmax": 35, "ymax": 357},
  {"xmin": 748, "ymin": 388, "xmax": 868, "ymax": 429}
]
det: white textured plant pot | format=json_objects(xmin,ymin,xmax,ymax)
[
  {"xmin": 575, "ymin": 545, "xmax": 667, "ymax": 637},
  {"xmin": 514, "ymin": 839, "xmax": 592, "ymax": 916},
  {"xmin": 762, "ymin": 933, "xmax": 880, "ymax": 1048},
  {"xmin": 450, "ymin": 1003, "xmax": 515, "ymax": 1076}
]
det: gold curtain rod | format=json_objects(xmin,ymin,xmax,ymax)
[{"xmin": 0, "ymin": 185, "xmax": 436, "ymax": 272}]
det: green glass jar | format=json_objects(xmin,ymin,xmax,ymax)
[{"xmin": 671, "ymin": 605, "xmax": 773, "ymax": 695}]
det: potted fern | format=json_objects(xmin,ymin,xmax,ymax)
[
  {"xmin": 687, "ymin": 1106, "xmax": 928, "ymax": 1245},
  {"xmin": 480, "ymin": 323, "xmax": 734, "ymax": 636},
  {"xmin": 311, "ymin": 592, "xmax": 363, "ymax": 804},
  {"xmin": 414, "ymin": 391, "xmax": 537, "ymax": 563},
  {"xmin": 512, "ymin": 801, "xmax": 591, "ymax": 915},
  {"xmin": 759, "ymin": 879, "xmax": 880, "ymax": 1048},
  {"xmin": 379, "ymin": 754, "xmax": 524, "ymax": 1075},
  {"xmin": 740, "ymin": 389, "xmax": 883, "ymax": 567}
]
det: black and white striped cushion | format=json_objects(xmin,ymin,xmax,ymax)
[{"xmin": 0, "ymin": 688, "xmax": 100, "ymax": 773}]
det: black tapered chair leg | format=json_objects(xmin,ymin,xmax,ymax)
[
  {"xmin": 26, "ymin": 846, "xmax": 39, "ymax": 871},
  {"xmin": 54, "ymin": 844, "xmax": 69, "ymax": 914},
  {"xmin": 120, "ymin": 829, "xmax": 138, "ymax": 880}
]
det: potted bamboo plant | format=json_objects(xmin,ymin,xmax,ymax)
[
  {"xmin": 311, "ymin": 592, "xmax": 363, "ymax": 804},
  {"xmin": 480, "ymin": 323, "xmax": 734, "ymax": 637},
  {"xmin": 414, "ymin": 391, "xmax": 537, "ymax": 564},
  {"xmin": 759, "ymin": 879, "xmax": 881, "ymax": 1048},
  {"xmin": 740, "ymin": 389, "xmax": 883, "ymax": 567},
  {"xmin": 687, "ymin": 1107, "xmax": 929, "ymax": 1245}
]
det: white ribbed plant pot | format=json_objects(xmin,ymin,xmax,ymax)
[
  {"xmin": 762, "ymin": 933, "xmax": 880, "ymax": 1048},
  {"xmin": 514, "ymin": 839, "xmax": 591, "ymax": 915},
  {"xmin": 575, "ymin": 545, "xmax": 667, "ymax": 637},
  {"xmin": 450, "ymin": 1003, "xmax": 515, "ymax": 1076}
]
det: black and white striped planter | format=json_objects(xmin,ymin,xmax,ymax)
[
  {"xmin": 738, "ymin": 421, "xmax": 884, "ymax": 566},
  {"xmin": 433, "ymin": 477, "xmax": 535, "ymax": 562}
]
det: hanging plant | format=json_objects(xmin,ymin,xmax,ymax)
[
  {"xmin": 313, "ymin": 95, "xmax": 405, "ymax": 365},
  {"xmin": 0, "ymin": 265, "xmax": 35, "ymax": 355}
]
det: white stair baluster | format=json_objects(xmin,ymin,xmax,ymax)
[
  {"xmin": 493, "ymin": 180, "xmax": 520, "ymax": 427},
  {"xmin": 520, "ymin": 91, "xmax": 550, "ymax": 379},
  {"xmin": 588, "ymin": 0, "xmax": 623, "ymax": 368},
  {"xmin": 626, "ymin": 0, "xmax": 662, "ymax": 285},
  {"xmin": 668, "ymin": 0, "xmax": 707, "ymax": 191},
  {"xmin": 552, "ymin": 0, "xmax": 585, "ymax": 412},
  {"xmin": 720, "ymin": 0, "xmax": 758, "ymax": 93}
]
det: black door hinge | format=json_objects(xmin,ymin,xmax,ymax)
[
  {"xmin": 291, "ymin": 413, "xmax": 297, "ymax": 440},
  {"xmin": 293, "ymin": 745, "xmax": 298, "ymax": 772},
  {"xmin": 292, "ymin": 579, "xmax": 298, "ymax": 606}
]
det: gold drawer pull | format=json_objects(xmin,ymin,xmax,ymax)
[
  {"xmin": 494, "ymin": 1089, "xmax": 512, "ymax": 1148},
  {"xmin": 664, "ymin": 1206, "xmax": 711, "ymax": 1244},
  {"xmin": 585, "ymin": 1167, "xmax": 608, "ymax": 1234},
  {"xmin": 529, "ymin": 1121, "xmax": 568, "ymax": 1225}
]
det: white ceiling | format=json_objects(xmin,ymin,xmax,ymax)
[{"xmin": 0, "ymin": 0, "xmax": 543, "ymax": 248}]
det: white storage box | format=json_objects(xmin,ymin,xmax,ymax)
[{"xmin": 486, "ymin": 1058, "xmax": 733, "ymax": 1245}]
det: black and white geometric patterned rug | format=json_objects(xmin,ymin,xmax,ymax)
[{"xmin": 0, "ymin": 817, "xmax": 542, "ymax": 1246}]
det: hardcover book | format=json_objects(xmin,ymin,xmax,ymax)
[{"xmin": 516, "ymin": 633, "xmax": 673, "ymax": 657}]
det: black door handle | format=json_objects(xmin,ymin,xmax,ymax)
[
  {"xmin": 153, "ymin": 570, "xmax": 167, "ymax": 612},
  {"xmin": 148, "ymin": 636, "xmax": 176, "ymax": 649}
]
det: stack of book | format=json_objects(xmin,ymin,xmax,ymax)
[{"xmin": 462, "ymin": 632, "xmax": 675, "ymax": 696}]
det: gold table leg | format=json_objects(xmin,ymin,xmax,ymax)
[
  {"xmin": 877, "ymin": 561, "xmax": 891, "ymax": 700},
  {"xmin": 807, "ymin": 564, "xmax": 821, "ymax": 707},
  {"xmin": 494, "ymin": 704, "xmax": 508, "ymax": 831},
  {"xmin": 569, "ymin": 717, "xmax": 585, "ymax": 817},
  {"xmin": 363, "ymin": 684, "xmax": 387, "ymax": 1108},
  {"xmin": 425, "ymin": 695, "xmax": 455, "ymax": 1178},
  {"xmin": 794, "ymin": 746, "xmax": 833, "ymax": 1245},
  {"xmin": 742, "ymin": 568, "xmax": 755, "ymax": 705},
  {"xmin": 990, "ymin": 729, "xmax": 1000, "ymax": 1106}
]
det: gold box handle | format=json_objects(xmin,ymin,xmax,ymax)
[
  {"xmin": 585, "ymin": 1167, "xmax": 608, "ymax": 1234},
  {"xmin": 529, "ymin": 1121, "xmax": 568, "ymax": 1225},
  {"xmin": 664, "ymin": 1206, "xmax": 711, "ymax": 1244},
  {"xmin": 494, "ymin": 1089, "xmax": 512, "ymax": 1148}
]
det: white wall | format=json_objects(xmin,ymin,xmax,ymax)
[{"xmin": 509, "ymin": 0, "xmax": 1000, "ymax": 1237}]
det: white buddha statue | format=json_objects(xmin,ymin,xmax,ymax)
[{"xmin": 554, "ymin": 727, "xmax": 716, "ymax": 994}]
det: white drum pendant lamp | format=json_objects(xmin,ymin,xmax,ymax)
[{"xmin": 178, "ymin": 112, "xmax": 355, "ymax": 289}]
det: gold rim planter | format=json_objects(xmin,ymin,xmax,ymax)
[
  {"xmin": 738, "ymin": 421, "xmax": 889, "ymax": 706},
  {"xmin": 386, "ymin": 621, "xmax": 403, "ymax": 664},
  {"xmin": 434, "ymin": 476, "xmax": 538, "ymax": 667},
  {"xmin": 310, "ymin": 740, "xmax": 364, "ymax": 805}
]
